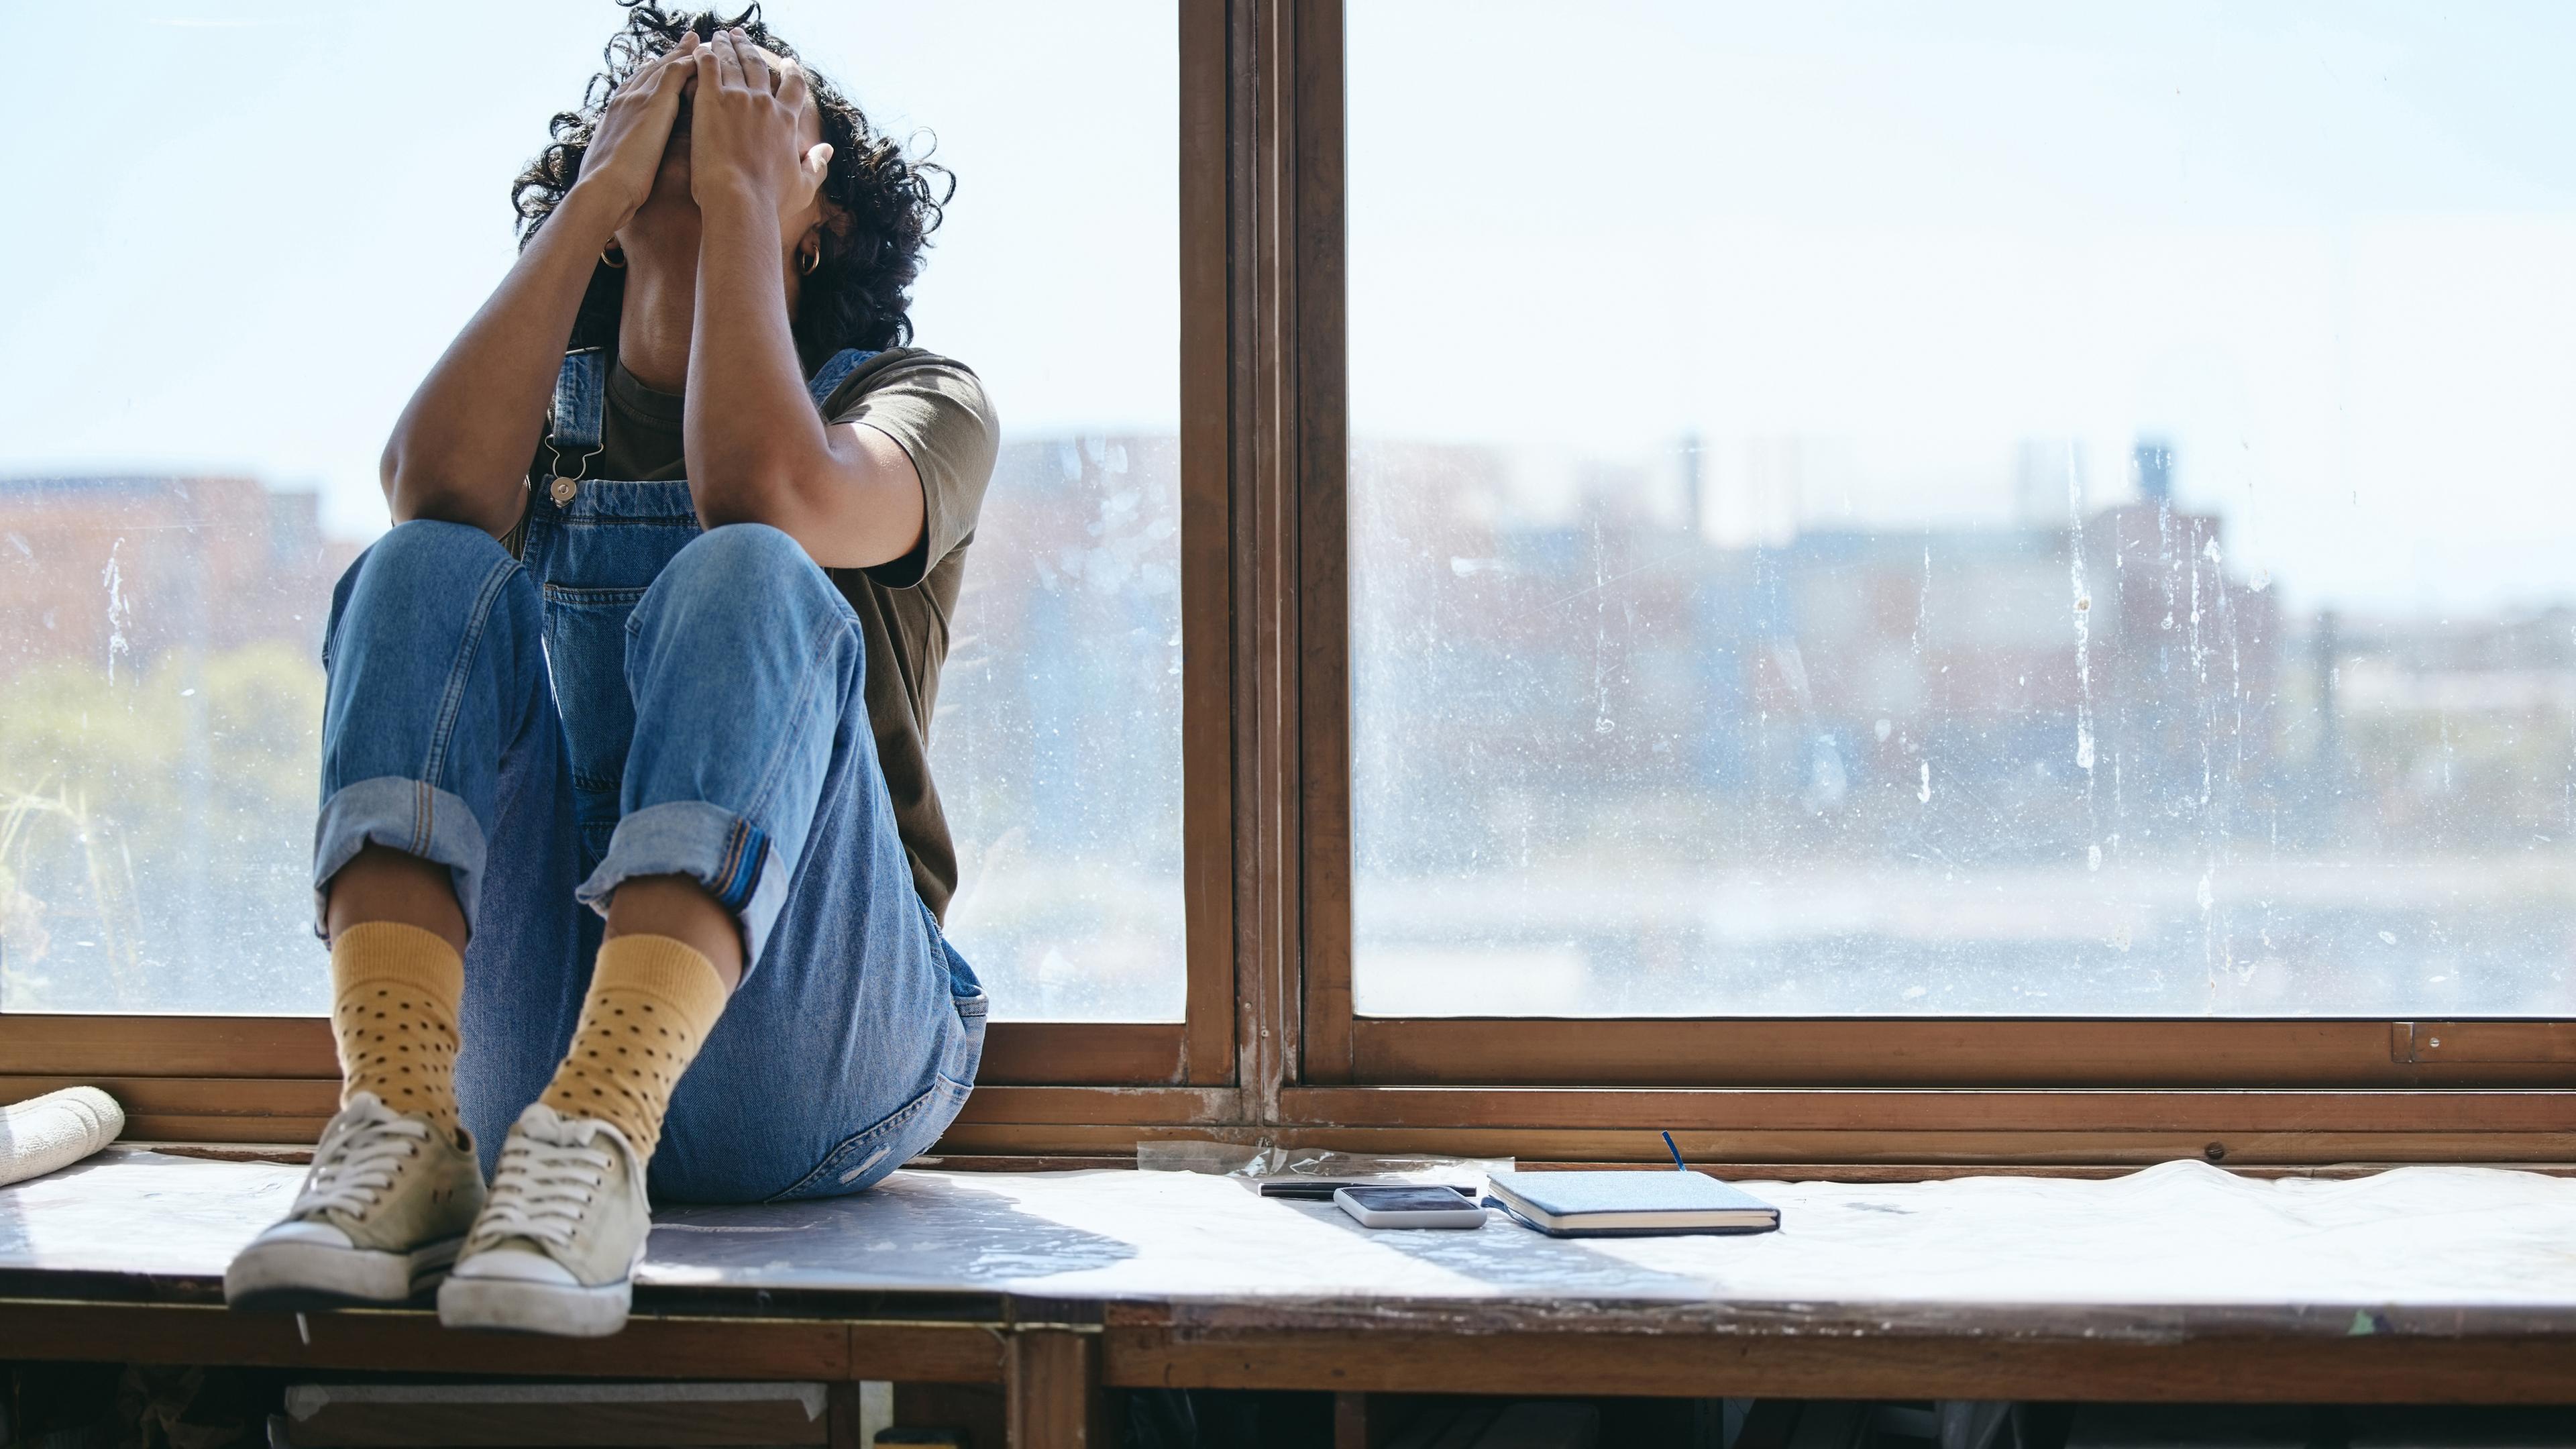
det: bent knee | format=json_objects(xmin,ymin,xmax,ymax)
[
  {"xmin": 650, "ymin": 524, "xmax": 841, "ymax": 614},
  {"xmin": 360, "ymin": 518, "xmax": 513, "ymax": 588},
  {"xmin": 327, "ymin": 519, "xmax": 530, "ymax": 671},
  {"xmin": 674, "ymin": 522, "xmax": 811, "ymax": 578},
  {"xmin": 339, "ymin": 519, "xmax": 517, "ymax": 623}
]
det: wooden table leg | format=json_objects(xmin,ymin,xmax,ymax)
[
  {"xmin": 1338, "ymin": 1391, "xmax": 1437, "ymax": 1448},
  {"xmin": 1334, "ymin": 1392, "xmax": 1370, "ymax": 1449},
  {"xmin": 1005, "ymin": 1330, "xmax": 1112, "ymax": 1449}
]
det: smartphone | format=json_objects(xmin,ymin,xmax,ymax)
[{"xmin": 1332, "ymin": 1184, "xmax": 1489, "ymax": 1229}]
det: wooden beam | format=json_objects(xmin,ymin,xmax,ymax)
[
  {"xmin": 0, "ymin": 1075, "xmax": 335, "ymax": 1142},
  {"xmin": 21, "ymin": 1297, "xmax": 2576, "ymax": 1410},
  {"xmin": 0, "ymin": 1015, "xmax": 337, "ymax": 1078},
  {"xmin": 2400, "ymin": 1021, "xmax": 2576, "ymax": 1065},
  {"xmin": 1289, "ymin": 0, "xmax": 1353, "ymax": 1089},
  {"xmin": 1333, "ymin": 1392, "xmax": 1421, "ymax": 1449},
  {"xmin": 0, "ymin": 1301, "xmax": 1002, "ymax": 1383},
  {"xmin": 0, "ymin": 1019, "xmax": 1200, "ymax": 1089},
  {"xmin": 1106, "ymin": 1323, "xmax": 2576, "ymax": 1404},
  {"xmin": 1179, "ymin": 0, "xmax": 1240, "ymax": 1091},
  {"xmin": 971, "ymin": 1024, "xmax": 1191, "ymax": 1086},
  {"xmin": 1228, "ymin": 0, "xmax": 1315, "ymax": 1120},
  {"xmin": 1004, "ymin": 1329, "xmax": 1114, "ymax": 1448},
  {"xmin": 278, "ymin": 1383, "xmax": 832, "ymax": 1446},
  {"xmin": 1279, "ymin": 1085, "xmax": 2576, "ymax": 1133},
  {"xmin": 1244, "ymin": 1122, "xmax": 2576, "ymax": 1167},
  {"xmin": 1349, "ymin": 1018, "xmax": 2576, "ymax": 1089},
  {"xmin": 953, "ymin": 1085, "xmax": 1241, "ymax": 1127},
  {"xmin": 14, "ymin": 1067, "xmax": 2572, "ymax": 1165}
]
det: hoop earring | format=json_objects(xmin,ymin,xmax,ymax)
[
  {"xmin": 601, "ymin": 244, "xmax": 627, "ymax": 270},
  {"xmin": 798, "ymin": 246, "xmax": 820, "ymax": 277}
]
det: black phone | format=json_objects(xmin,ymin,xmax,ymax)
[{"xmin": 1332, "ymin": 1184, "xmax": 1487, "ymax": 1228}]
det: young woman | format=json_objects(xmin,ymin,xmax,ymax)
[{"xmin": 223, "ymin": 6, "xmax": 995, "ymax": 1338}]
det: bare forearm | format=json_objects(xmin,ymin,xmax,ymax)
[
  {"xmin": 683, "ymin": 201, "xmax": 828, "ymax": 527},
  {"xmin": 678, "ymin": 30, "xmax": 928, "ymax": 568},
  {"xmin": 382, "ymin": 187, "xmax": 621, "ymax": 533}
]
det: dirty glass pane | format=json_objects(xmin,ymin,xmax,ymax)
[
  {"xmin": 0, "ymin": 482, "xmax": 341, "ymax": 1012},
  {"xmin": 0, "ymin": 2, "xmax": 1181, "ymax": 1019},
  {"xmin": 1349, "ymin": 2, "xmax": 2576, "ymax": 1016},
  {"xmin": 873, "ymin": 8, "xmax": 1184, "ymax": 1022}
]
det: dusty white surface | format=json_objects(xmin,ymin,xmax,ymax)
[{"xmin": 6, "ymin": 1150, "xmax": 2573, "ymax": 1331}]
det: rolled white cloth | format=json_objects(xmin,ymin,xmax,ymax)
[{"xmin": 0, "ymin": 1086, "xmax": 125, "ymax": 1187}]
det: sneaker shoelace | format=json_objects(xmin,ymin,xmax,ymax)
[
  {"xmin": 292, "ymin": 1103, "xmax": 432, "ymax": 1218},
  {"xmin": 472, "ymin": 1132, "xmax": 615, "ymax": 1252}
]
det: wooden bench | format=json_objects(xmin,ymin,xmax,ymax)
[{"xmin": 7, "ymin": 1150, "xmax": 2575, "ymax": 1445}]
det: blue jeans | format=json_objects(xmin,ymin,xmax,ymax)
[{"xmin": 313, "ymin": 511, "xmax": 986, "ymax": 1205}]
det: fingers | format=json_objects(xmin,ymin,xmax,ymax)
[
  {"xmin": 736, "ymin": 32, "xmax": 773, "ymax": 94},
  {"xmin": 801, "ymin": 142, "xmax": 834, "ymax": 191},
  {"xmin": 706, "ymin": 27, "xmax": 796, "ymax": 96},
  {"xmin": 610, "ymin": 32, "xmax": 695, "ymax": 103},
  {"xmin": 712, "ymin": 26, "xmax": 749, "ymax": 90},
  {"xmin": 777, "ymin": 58, "xmax": 811, "ymax": 116},
  {"xmin": 696, "ymin": 29, "xmax": 726, "ymax": 92},
  {"xmin": 676, "ymin": 36, "xmax": 700, "ymax": 96},
  {"xmin": 650, "ymin": 32, "xmax": 698, "ymax": 97}
]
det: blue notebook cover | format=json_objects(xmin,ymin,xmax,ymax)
[{"xmin": 1485, "ymin": 1169, "xmax": 1780, "ymax": 1237}]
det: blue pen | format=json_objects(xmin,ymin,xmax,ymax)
[{"xmin": 1661, "ymin": 1130, "xmax": 1688, "ymax": 1172}]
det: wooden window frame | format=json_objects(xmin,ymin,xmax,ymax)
[
  {"xmin": 1279, "ymin": 0, "xmax": 2573, "ymax": 1167},
  {"xmin": 0, "ymin": 3, "xmax": 1248, "ymax": 1148},
  {"xmin": 10, "ymin": 1, "xmax": 2572, "ymax": 1171}
]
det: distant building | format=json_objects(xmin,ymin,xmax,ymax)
[
  {"xmin": 1348, "ymin": 437, "xmax": 2286, "ymax": 867},
  {"xmin": 2083, "ymin": 489, "xmax": 2282, "ymax": 810},
  {"xmin": 0, "ymin": 476, "xmax": 357, "ymax": 678},
  {"xmin": 2314, "ymin": 605, "xmax": 2576, "ymax": 843}
]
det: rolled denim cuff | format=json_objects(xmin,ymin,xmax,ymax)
[
  {"xmin": 313, "ymin": 775, "xmax": 490, "ymax": 941},
  {"xmin": 576, "ymin": 800, "xmax": 789, "ymax": 974}
]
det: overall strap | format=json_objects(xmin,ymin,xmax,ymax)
[
  {"xmin": 545, "ymin": 347, "xmax": 610, "ymax": 480},
  {"xmin": 807, "ymin": 348, "xmax": 881, "ymax": 410},
  {"xmin": 543, "ymin": 346, "xmax": 870, "ymax": 482}
]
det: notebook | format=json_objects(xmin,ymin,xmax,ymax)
[{"xmin": 1484, "ymin": 1169, "xmax": 1780, "ymax": 1237}]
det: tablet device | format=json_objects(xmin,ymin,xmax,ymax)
[{"xmin": 1332, "ymin": 1184, "xmax": 1488, "ymax": 1228}]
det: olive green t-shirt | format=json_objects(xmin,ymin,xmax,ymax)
[{"xmin": 517, "ymin": 348, "xmax": 998, "ymax": 920}]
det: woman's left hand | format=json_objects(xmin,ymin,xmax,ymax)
[{"xmin": 689, "ymin": 27, "xmax": 832, "ymax": 230}]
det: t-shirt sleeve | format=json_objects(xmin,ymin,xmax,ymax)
[{"xmin": 828, "ymin": 357, "xmax": 999, "ymax": 589}]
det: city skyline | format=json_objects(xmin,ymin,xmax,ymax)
[{"xmin": 12, "ymin": 440, "xmax": 2573, "ymax": 1020}]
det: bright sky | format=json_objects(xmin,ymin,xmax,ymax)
[
  {"xmin": 0, "ymin": 0, "xmax": 1178, "ymax": 539},
  {"xmin": 3, "ymin": 1, "xmax": 2569, "ymax": 619},
  {"xmin": 1350, "ymin": 0, "xmax": 2576, "ymax": 619}
]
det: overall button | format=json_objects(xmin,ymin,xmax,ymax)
[{"xmin": 549, "ymin": 475, "xmax": 580, "ymax": 506}]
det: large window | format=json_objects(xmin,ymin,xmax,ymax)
[
  {"xmin": 1346, "ymin": 1, "xmax": 2576, "ymax": 1018},
  {"xmin": 0, "ymin": 2, "xmax": 1183, "ymax": 1023},
  {"xmin": 8, "ymin": 1, "xmax": 2567, "ymax": 1161}
]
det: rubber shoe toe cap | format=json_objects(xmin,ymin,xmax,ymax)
[
  {"xmin": 449, "ymin": 1246, "xmax": 580, "ymax": 1285},
  {"xmin": 250, "ymin": 1219, "xmax": 354, "ymax": 1250}
]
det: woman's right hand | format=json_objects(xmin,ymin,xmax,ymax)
[{"xmin": 566, "ymin": 32, "xmax": 700, "ymax": 233}]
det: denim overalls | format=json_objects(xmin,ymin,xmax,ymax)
[{"xmin": 313, "ymin": 347, "xmax": 986, "ymax": 1204}]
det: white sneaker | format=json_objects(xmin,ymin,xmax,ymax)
[
  {"xmin": 436, "ymin": 1102, "xmax": 652, "ymax": 1337},
  {"xmin": 224, "ymin": 1092, "xmax": 483, "ymax": 1309}
]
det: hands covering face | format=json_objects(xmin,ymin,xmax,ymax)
[
  {"xmin": 574, "ymin": 31, "xmax": 702, "ymax": 231},
  {"xmin": 688, "ymin": 27, "xmax": 835, "ymax": 234},
  {"xmin": 572, "ymin": 27, "xmax": 830, "ymax": 241}
]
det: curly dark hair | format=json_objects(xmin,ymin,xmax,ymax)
[{"xmin": 511, "ymin": 1, "xmax": 952, "ymax": 364}]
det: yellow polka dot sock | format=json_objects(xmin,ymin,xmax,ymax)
[
  {"xmin": 329, "ymin": 921, "xmax": 466, "ymax": 1142},
  {"xmin": 537, "ymin": 934, "xmax": 729, "ymax": 1160}
]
